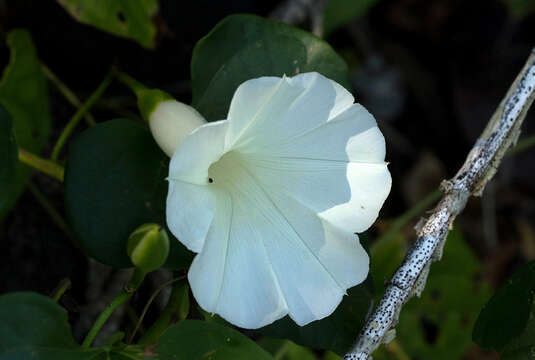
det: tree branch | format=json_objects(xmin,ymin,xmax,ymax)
[{"xmin": 344, "ymin": 47, "xmax": 535, "ymax": 360}]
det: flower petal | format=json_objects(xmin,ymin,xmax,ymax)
[
  {"xmin": 229, "ymin": 166, "xmax": 353, "ymax": 326},
  {"xmin": 257, "ymin": 103, "xmax": 386, "ymax": 162},
  {"xmin": 191, "ymin": 161, "xmax": 368, "ymax": 327},
  {"xmin": 188, "ymin": 188, "xmax": 288, "ymax": 329},
  {"xmin": 226, "ymin": 72, "xmax": 354, "ymax": 152},
  {"xmin": 166, "ymin": 181, "xmax": 215, "ymax": 253},
  {"xmin": 242, "ymin": 155, "xmax": 391, "ymax": 234},
  {"xmin": 265, "ymin": 190, "xmax": 370, "ymax": 293},
  {"xmin": 168, "ymin": 120, "xmax": 228, "ymax": 185},
  {"xmin": 166, "ymin": 120, "xmax": 228, "ymax": 252}
]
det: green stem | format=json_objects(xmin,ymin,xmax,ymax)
[
  {"xmin": 27, "ymin": 182, "xmax": 75, "ymax": 243},
  {"xmin": 127, "ymin": 277, "xmax": 184, "ymax": 344},
  {"xmin": 126, "ymin": 305, "xmax": 144, "ymax": 335},
  {"xmin": 41, "ymin": 63, "xmax": 96, "ymax": 126},
  {"xmin": 51, "ymin": 279, "xmax": 71, "ymax": 303},
  {"xmin": 19, "ymin": 148, "xmax": 64, "ymax": 181},
  {"xmin": 507, "ymin": 134, "xmax": 535, "ymax": 157},
  {"xmin": 81, "ymin": 268, "xmax": 146, "ymax": 348},
  {"xmin": 114, "ymin": 71, "xmax": 147, "ymax": 96},
  {"xmin": 372, "ymin": 189, "xmax": 442, "ymax": 254},
  {"xmin": 51, "ymin": 73, "xmax": 113, "ymax": 161},
  {"xmin": 137, "ymin": 279, "xmax": 189, "ymax": 346}
]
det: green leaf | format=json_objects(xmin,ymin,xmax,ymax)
[
  {"xmin": 0, "ymin": 29, "xmax": 51, "ymax": 219},
  {"xmin": 473, "ymin": 260, "xmax": 535, "ymax": 352},
  {"xmin": 259, "ymin": 276, "xmax": 374, "ymax": 356},
  {"xmin": 156, "ymin": 320, "xmax": 274, "ymax": 360},
  {"xmin": 259, "ymin": 338, "xmax": 317, "ymax": 360},
  {"xmin": 0, "ymin": 105, "xmax": 18, "ymax": 210},
  {"xmin": 323, "ymin": 0, "xmax": 381, "ymax": 37},
  {"xmin": 501, "ymin": 305, "xmax": 535, "ymax": 360},
  {"xmin": 191, "ymin": 14, "xmax": 350, "ymax": 122},
  {"xmin": 56, "ymin": 0, "xmax": 159, "ymax": 49},
  {"xmin": 0, "ymin": 292, "xmax": 101, "ymax": 359},
  {"xmin": 372, "ymin": 229, "xmax": 491, "ymax": 360},
  {"xmin": 64, "ymin": 119, "xmax": 192, "ymax": 269}
]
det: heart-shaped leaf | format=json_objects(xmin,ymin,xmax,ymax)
[
  {"xmin": 156, "ymin": 320, "xmax": 273, "ymax": 360},
  {"xmin": 0, "ymin": 292, "xmax": 101, "ymax": 359},
  {"xmin": 64, "ymin": 119, "xmax": 192, "ymax": 269},
  {"xmin": 191, "ymin": 14, "xmax": 350, "ymax": 122},
  {"xmin": 473, "ymin": 260, "xmax": 535, "ymax": 354}
]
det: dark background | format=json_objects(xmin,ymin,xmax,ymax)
[{"xmin": 1, "ymin": 0, "xmax": 534, "ymax": 357}]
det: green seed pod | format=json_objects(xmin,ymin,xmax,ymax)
[{"xmin": 127, "ymin": 223, "xmax": 170, "ymax": 273}]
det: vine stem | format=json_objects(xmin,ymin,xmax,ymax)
[
  {"xmin": 137, "ymin": 279, "xmax": 189, "ymax": 346},
  {"xmin": 127, "ymin": 276, "xmax": 185, "ymax": 344},
  {"xmin": 81, "ymin": 268, "xmax": 146, "ymax": 348},
  {"xmin": 41, "ymin": 63, "xmax": 96, "ymax": 126},
  {"xmin": 114, "ymin": 70, "xmax": 147, "ymax": 96},
  {"xmin": 344, "ymin": 47, "xmax": 535, "ymax": 359},
  {"xmin": 51, "ymin": 278, "xmax": 71, "ymax": 303},
  {"xmin": 19, "ymin": 148, "xmax": 64, "ymax": 181},
  {"xmin": 51, "ymin": 73, "xmax": 113, "ymax": 161}
]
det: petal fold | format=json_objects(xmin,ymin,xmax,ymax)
[
  {"xmin": 166, "ymin": 120, "xmax": 228, "ymax": 252},
  {"xmin": 188, "ymin": 188, "xmax": 288, "ymax": 329},
  {"xmin": 226, "ymin": 72, "xmax": 354, "ymax": 152}
]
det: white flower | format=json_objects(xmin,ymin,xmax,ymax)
[{"xmin": 166, "ymin": 72, "xmax": 391, "ymax": 329}]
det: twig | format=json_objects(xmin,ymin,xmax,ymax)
[
  {"xmin": 344, "ymin": 47, "xmax": 535, "ymax": 359},
  {"xmin": 372, "ymin": 189, "xmax": 442, "ymax": 254}
]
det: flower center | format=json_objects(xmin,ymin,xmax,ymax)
[{"xmin": 207, "ymin": 151, "xmax": 244, "ymax": 187}]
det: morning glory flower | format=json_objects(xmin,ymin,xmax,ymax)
[{"xmin": 165, "ymin": 72, "xmax": 391, "ymax": 329}]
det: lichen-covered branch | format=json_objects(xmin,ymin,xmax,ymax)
[{"xmin": 344, "ymin": 47, "xmax": 535, "ymax": 360}]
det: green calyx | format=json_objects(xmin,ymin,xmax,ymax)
[
  {"xmin": 115, "ymin": 71, "xmax": 173, "ymax": 122},
  {"xmin": 127, "ymin": 223, "xmax": 170, "ymax": 273},
  {"xmin": 137, "ymin": 88, "xmax": 174, "ymax": 122}
]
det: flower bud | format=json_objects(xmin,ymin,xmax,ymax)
[
  {"xmin": 127, "ymin": 223, "xmax": 170, "ymax": 273},
  {"xmin": 137, "ymin": 88, "xmax": 206, "ymax": 157}
]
